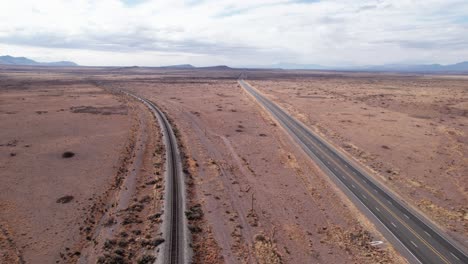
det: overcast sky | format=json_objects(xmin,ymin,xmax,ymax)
[{"xmin": 1, "ymin": 0, "xmax": 467, "ymax": 66}]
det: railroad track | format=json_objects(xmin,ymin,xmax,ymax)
[
  {"xmin": 239, "ymin": 79, "xmax": 468, "ymax": 264},
  {"xmin": 124, "ymin": 91, "xmax": 190, "ymax": 264}
]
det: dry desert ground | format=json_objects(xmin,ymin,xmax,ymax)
[{"xmin": 0, "ymin": 66, "xmax": 466, "ymax": 264}]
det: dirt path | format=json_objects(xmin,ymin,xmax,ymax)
[
  {"xmin": 126, "ymin": 79, "xmax": 404, "ymax": 264},
  {"xmin": 250, "ymin": 77, "xmax": 468, "ymax": 245}
]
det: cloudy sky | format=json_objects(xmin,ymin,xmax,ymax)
[{"xmin": 1, "ymin": 0, "xmax": 467, "ymax": 66}]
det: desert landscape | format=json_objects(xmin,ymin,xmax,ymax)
[
  {"xmin": 1, "ymin": 66, "xmax": 466, "ymax": 264},
  {"xmin": 0, "ymin": 68, "xmax": 166, "ymax": 263},
  {"xmin": 2, "ymin": 1, "xmax": 468, "ymax": 263},
  {"xmin": 248, "ymin": 74, "xmax": 468, "ymax": 239}
]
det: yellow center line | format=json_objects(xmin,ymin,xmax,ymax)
[{"xmin": 242, "ymin": 81, "xmax": 451, "ymax": 264}]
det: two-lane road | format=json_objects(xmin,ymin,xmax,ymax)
[{"xmin": 239, "ymin": 79, "xmax": 467, "ymax": 264}]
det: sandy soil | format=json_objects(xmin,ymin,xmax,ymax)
[
  {"xmin": 115, "ymin": 76, "xmax": 405, "ymax": 264},
  {"xmin": 0, "ymin": 72, "xmax": 165, "ymax": 263},
  {"xmin": 3, "ymin": 66, "xmax": 464, "ymax": 264},
  {"xmin": 249, "ymin": 74, "xmax": 468, "ymax": 245}
]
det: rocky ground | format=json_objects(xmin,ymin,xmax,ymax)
[
  {"xmin": 0, "ymin": 71, "xmax": 165, "ymax": 263},
  {"xmin": 2, "ymin": 67, "xmax": 465, "ymax": 264},
  {"xmin": 249, "ymin": 74, "xmax": 468, "ymax": 246},
  {"xmin": 118, "ymin": 76, "xmax": 405, "ymax": 264}
]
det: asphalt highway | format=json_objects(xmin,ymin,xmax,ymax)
[{"xmin": 239, "ymin": 79, "xmax": 467, "ymax": 264}]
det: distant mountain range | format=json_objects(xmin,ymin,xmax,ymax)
[
  {"xmin": 252, "ymin": 61, "xmax": 468, "ymax": 72},
  {"xmin": 112, "ymin": 64, "xmax": 232, "ymax": 70},
  {"xmin": 161, "ymin": 64, "xmax": 232, "ymax": 70},
  {"xmin": 361, "ymin": 62, "xmax": 468, "ymax": 72},
  {"xmin": 2, "ymin": 54, "xmax": 467, "ymax": 72},
  {"xmin": 161, "ymin": 64, "xmax": 195, "ymax": 69},
  {"xmin": 0, "ymin": 55, "xmax": 78, "ymax": 66},
  {"xmin": 250, "ymin": 62, "xmax": 328, "ymax": 70}
]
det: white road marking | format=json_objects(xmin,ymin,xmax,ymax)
[
  {"xmin": 244, "ymin": 82, "xmax": 462, "ymax": 263},
  {"xmin": 370, "ymin": 241, "xmax": 383, "ymax": 246},
  {"xmin": 424, "ymin": 231, "xmax": 432, "ymax": 237},
  {"xmin": 451, "ymin": 252, "xmax": 460, "ymax": 261},
  {"xmin": 351, "ymin": 184, "xmax": 356, "ymax": 189}
]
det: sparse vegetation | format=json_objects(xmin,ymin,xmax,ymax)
[
  {"xmin": 56, "ymin": 195, "xmax": 74, "ymax": 204},
  {"xmin": 185, "ymin": 204, "xmax": 204, "ymax": 220},
  {"xmin": 2, "ymin": 63, "xmax": 465, "ymax": 264},
  {"xmin": 62, "ymin": 151, "xmax": 75, "ymax": 158},
  {"xmin": 137, "ymin": 255, "xmax": 156, "ymax": 264}
]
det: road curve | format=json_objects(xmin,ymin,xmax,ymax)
[
  {"xmin": 239, "ymin": 79, "xmax": 467, "ymax": 264},
  {"xmin": 124, "ymin": 91, "xmax": 190, "ymax": 264}
]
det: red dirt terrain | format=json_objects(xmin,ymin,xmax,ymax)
[
  {"xmin": 0, "ymin": 70, "xmax": 165, "ymax": 263},
  {"xmin": 249, "ymin": 74, "xmax": 468, "ymax": 246},
  {"xmin": 117, "ymin": 76, "xmax": 405, "ymax": 264},
  {"xmin": 1, "ymin": 67, "xmax": 466, "ymax": 264}
]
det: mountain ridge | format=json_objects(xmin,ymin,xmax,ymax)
[
  {"xmin": 2, "ymin": 54, "xmax": 467, "ymax": 72},
  {"xmin": 0, "ymin": 55, "xmax": 78, "ymax": 66},
  {"xmin": 250, "ymin": 61, "xmax": 468, "ymax": 72}
]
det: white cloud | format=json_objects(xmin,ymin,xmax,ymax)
[{"xmin": 0, "ymin": 0, "xmax": 467, "ymax": 66}]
